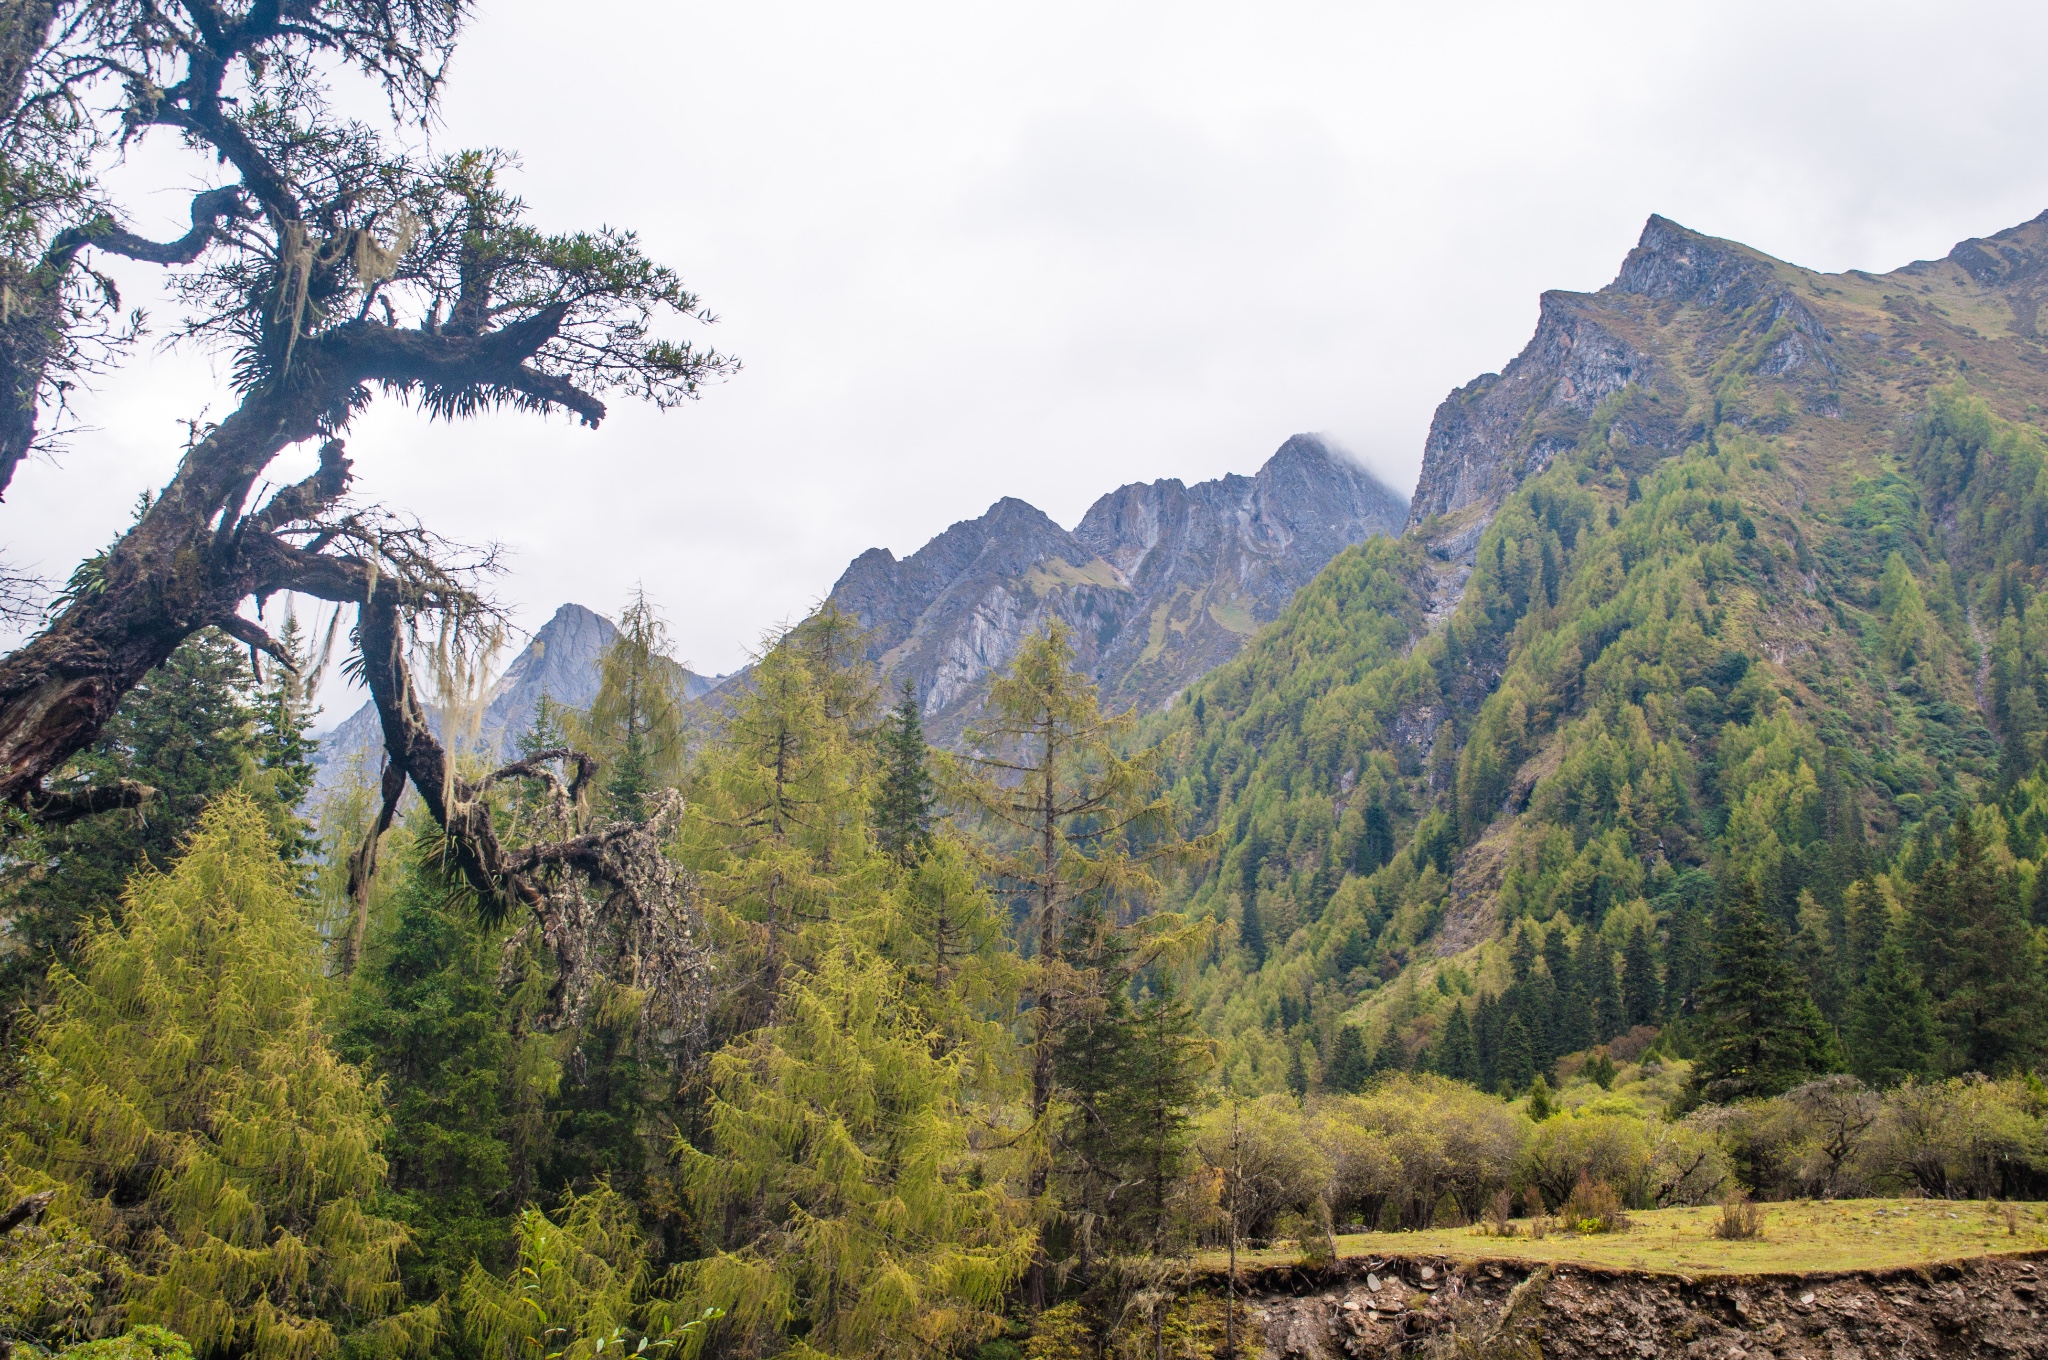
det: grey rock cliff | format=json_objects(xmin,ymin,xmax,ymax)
[
  {"xmin": 1405, "ymin": 214, "xmax": 1838, "ymax": 544},
  {"xmin": 810, "ymin": 434, "xmax": 1406, "ymax": 742}
]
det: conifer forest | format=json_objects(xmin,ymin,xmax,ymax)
[{"xmin": 4, "ymin": 2, "xmax": 2048, "ymax": 1359}]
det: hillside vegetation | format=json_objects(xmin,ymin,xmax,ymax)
[{"xmin": 8, "ymin": 208, "xmax": 2048, "ymax": 1360}]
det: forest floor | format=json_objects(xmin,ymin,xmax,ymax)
[{"xmin": 1204, "ymin": 1199, "xmax": 2048, "ymax": 1277}]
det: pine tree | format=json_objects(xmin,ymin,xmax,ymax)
[
  {"xmin": 1435, "ymin": 1003, "xmax": 1479, "ymax": 1085},
  {"xmin": 675, "ymin": 927, "xmax": 1032, "ymax": 1357},
  {"xmin": 1356, "ymin": 801, "xmax": 1393, "ymax": 875},
  {"xmin": 247, "ymin": 612, "xmax": 321, "ymax": 865},
  {"xmin": 12, "ymin": 792, "xmax": 426, "ymax": 1359},
  {"xmin": 681, "ymin": 607, "xmax": 876, "ymax": 1001},
  {"xmin": 1691, "ymin": 882, "xmax": 1841, "ymax": 1103},
  {"xmin": 458, "ymin": 1185, "xmax": 653, "ymax": 1360},
  {"xmin": 1908, "ymin": 814, "xmax": 2047, "ymax": 1075},
  {"xmin": 339, "ymin": 825, "xmax": 548, "ymax": 1302},
  {"xmin": 873, "ymin": 679, "xmax": 935, "ymax": 863},
  {"xmin": 1120, "ymin": 978, "xmax": 1209, "ymax": 1252},
  {"xmin": 1621, "ymin": 925, "xmax": 1661, "ymax": 1028},
  {"xmin": 1845, "ymin": 921, "xmax": 1935, "ymax": 1088},
  {"xmin": 1326, "ymin": 1025, "xmax": 1372, "ymax": 1094}
]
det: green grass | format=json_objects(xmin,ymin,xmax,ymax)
[{"xmin": 1205, "ymin": 1199, "xmax": 2048, "ymax": 1277}]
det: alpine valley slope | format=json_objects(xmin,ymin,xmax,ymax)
[
  {"xmin": 1155, "ymin": 210, "xmax": 2048, "ymax": 1092},
  {"xmin": 813, "ymin": 432, "xmax": 1406, "ymax": 743}
]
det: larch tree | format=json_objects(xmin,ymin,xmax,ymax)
[
  {"xmin": 0, "ymin": 0, "xmax": 728, "ymax": 1020},
  {"xmin": 7, "ymin": 791, "xmax": 430, "ymax": 1359},
  {"xmin": 568, "ymin": 590, "xmax": 692, "ymax": 824},
  {"xmin": 680, "ymin": 607, "xmax": 877, "ymax": 1004},
  {"xmin": 947, "ymin": 620, "xmax": 1207, "ymax": 1309}
]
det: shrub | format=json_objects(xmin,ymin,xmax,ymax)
[
  {"xmin": 1711, "ymin": 1194, "xmax": 1765, "ymax": 1241},
  {"xmin": 1518, "ymin": 1111, "xmax": 1654, "ymax": 1210},
  {"xmin": 1559, "ymin": 1175, "xmax": 1629, "ymax": 1234},
  {"xmin": 1194, "ymin": 1095, "xmax": 1332, "ymax": 1243},
  {"xmin": 1864, "ymin": 1077, "xmax": 2047, "ymax": 1200}
]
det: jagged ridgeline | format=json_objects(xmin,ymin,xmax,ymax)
[{"xmin": 1158, "ymin": 212, "xmax": 2048, "ymax": 1091}]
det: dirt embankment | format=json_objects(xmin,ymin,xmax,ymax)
[{"xmin": 1232, "ymin": 1251, "xmax": 2048, "ymax": 1358}]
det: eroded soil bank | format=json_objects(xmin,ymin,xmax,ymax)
[{"xmin": 1232, "ymin": 1250, "xmax": 2048, "ymax": 1357}]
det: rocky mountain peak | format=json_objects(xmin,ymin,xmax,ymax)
[
  {"xmin": 788, "ymin": 434, "xmax": 1406, "ymax": 742},
  {"xmin": 1406, "ymin": 214, "xmax": 1839, "ymax": 542}
]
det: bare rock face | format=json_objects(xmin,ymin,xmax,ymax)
[
  {"xmin": 822, "ymin": 434, "xmax": 1406, "ymax": 743},
  {"xmin": 1238, "ymin": 1252, "xmax": 2048, "ymax": 1359},
  {"xmin": 1405, "ymin": 214, "xmax": 1839, "ymax": 550}
]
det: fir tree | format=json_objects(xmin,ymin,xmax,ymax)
[
  {"xmin": 1434, "ymin": 1003, "xmax": 1479, "ymax": 1085},
  {"xmin": 1285, "ymin": 1042, "xmax": 1310, "ymax": 1098},
  {"xmin": 1239, "ymin": 893, "xmax": 1268, "ymax": 969},
  {"xmin": 873, "ymin": 679, "xmax": 935, "ymax": 863},
  {"xmin": 675, "ymin": 924, "xmax": 1032, "ymax": 1356},
  {"xmin": 13, "ymin": 792, "xmax": 426, "ymax": 1359},
  {"xmin": 1691, "ymin": 883, "xmax": 1841, "ymax": 1103},
  {"xmin": 248, "ymin": 613, "xmax": 321, "ymax": 864},
  {"xmin": 1326, "ymin": 1025, "xmax": 1372, "ymax": 1093},
  {"xmin": 1908, "ymin": 814, "xmax": 2047, "ymax": 1075},
  {"xmin": 339, "ymin": 825, "xmax": 551, "ymax": 1302},
  {"xmin": 1496, "ymin": 1014, "xmax": 1537, "ymax": 1094},
  {"xmin": 681, "ymin": 607, "xmax": 876, "ymax": 1001},
  {"xmin": 1845, "ymin": 921, "xmax": 1935, "ymax": 1088},
  {"xmin": 1356, "ymin": 801, "xmax": 1393, "ymax": 875},
  {"xmin": 571, "ymin": 590, "xmax": 691, "ymax": 824},
  {"xmin": 1621, "ymin": 925, "xmax": 1661, "ymax": 1028}
]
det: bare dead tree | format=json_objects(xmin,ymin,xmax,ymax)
[{"xmin": 0, "ymin": 0, "xmax": 731, "ymax": 1017}]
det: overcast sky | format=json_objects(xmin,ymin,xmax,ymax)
[{"xmin": 9, "ymin": 0, "xmax": 2048, "ymax": 701}]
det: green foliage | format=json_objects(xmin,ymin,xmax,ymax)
[
  {"xmin": 673, "ymin": 918, "xmax": 1031, "ymax": 1359},
  {"xmin": 338, "ymin": 825, "xmax": 557, "ymax": 1305},
  {"xmin": 0, "ymin": 629, "xmax": 309, "ymax": 1022},
  {"xmin": 873, "ymin": 680, "xmax": 935, "ymax": 864},
  {"xmin": 9, "ymin": 792, "xmax": 429, "ymax": 1360},
  {"xmin": 1691, "ymin": 885, "xmax": 1840, "ymax": 1103},
  {"xmin": 571, "ymin": 590, "xmax": 693, "ymax": 822}
]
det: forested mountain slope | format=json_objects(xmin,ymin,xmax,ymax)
[{"xmin": 1159, "ymin": 210, "xmax": 2048, "ymax": 1093}]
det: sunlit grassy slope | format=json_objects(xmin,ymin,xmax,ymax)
[{"xmin": 1207, "ymin": 1199, "xmax": 2048, "ymax": 1276}]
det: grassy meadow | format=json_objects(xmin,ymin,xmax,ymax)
[{"xmin": 1208, "ymin": 1199, "xmax": 2048, "ymax": 1276}]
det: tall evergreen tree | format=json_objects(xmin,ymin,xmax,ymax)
[
  {"xmin": 873, "ymin": 679, "xmax": 935, "ymax": 863},
  {"xmin": 1435, "ymin": 1003, "xmax": 1479, "ymax": 1085},
  {"xmin": 1845, "ymin": 920, "xmax": 1935, "ymax": 1088},
  {"xmin": 339, "ymin": 825, "xmax": 554, "ymax": 1302},
  {"xmin": 951, "ymin": 620, "xmax": 1201, "ymax": 1308},
  {"xmin": 1691, "ymin": 882, "xmax": 1841, "ymax": 1103},
  {"xmin": 571, "ymin": 589, "xmax": 692, "ymax": 823},
  {"xmin": 1907, "ymin": 814, "xmax": 2047, "ymax": 1075},
  {"xmin": 1496, "ymin": 1014, "xmax": 1537, "ymax": 1094},
  {"xmin": 1326, "ymin": 1024, "xmax": 1372, "ymax": 1093},
  {"xmin": 1621, "ymin": 924, "xmax": 1661, "ymax": 1028},
  {"xmin": 1239, "ymin": 893, "xmax": 1268, "ymax": 968}
]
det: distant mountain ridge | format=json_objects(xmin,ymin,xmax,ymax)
[
  {"xmin": 820, "ymin": 433, "xmax": 1408, "ymax": 740},
  {"xmin": 310, "ymin": 603, "xmax": 718, "ymax": 799}
]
